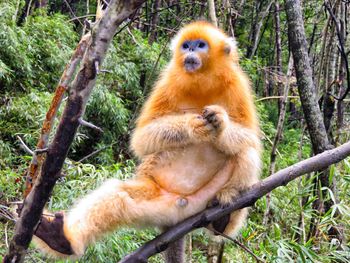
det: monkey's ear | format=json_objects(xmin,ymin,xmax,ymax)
[{"xmin": 224, "ymin": 37, "xmax": 236, "ymax": 55}]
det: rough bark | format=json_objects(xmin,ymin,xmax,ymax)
[
  {"xmin": 163, "ymin": 236, "xmax": 185, "ymax": 263},
  {"xmin": 3, "ymin": 1, "xmax": 145, "ymax": 262},
  {"xmin": 323, "ymin": 1, "xmax": 340, "ymax": 137},
  {"xmin": 285, "ymin": 0, "xmax": 342, "ymax": 242},
  {"xmin": 119, "ymin": 141, "xmax": 350, "ymax": 263},
  {"xmin": 285, "ymin": 0, "xmax": 330, "ymax": 154},
  {"xmin": 207, "ymin": 239, "xmax": 224, "ymax": 263}
]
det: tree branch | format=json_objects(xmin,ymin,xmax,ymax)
[
  {"xmin": 3, "ymin": 1, "xmax": 145, "ymax": 262},
  {"xmin": 23, "ymin": 33, "xmax": 90, "ymax": 198},
  {"xmin": 120, "ymin": 141, "xmax": 350, "ymax": 263}
]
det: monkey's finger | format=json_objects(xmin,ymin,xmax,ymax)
[{"xmin": 202, "ymin": 108, "xmax": 216, "ymax": 119}]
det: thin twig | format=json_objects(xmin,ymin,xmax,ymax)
[
  {"xmin": 126, "ymin": 27, "xmax": 141, "ymax": 46},
  {"xmin": 78, "ymin": 142, "xmax": 117, "ymax": 163},
  {"xmin": 209, "ymin": 228, "xmax": 265, "ymax": 263},
  {"xmin": 63, "ymin": 0, "xmax": 84, "ymax": 26},
  {"xmin": 260, "ymin": 131, "xmax": 282, "ymax": 158},
  {"xmin": 68, "ymin": 14, "xmax": 96, "ymax": 22},
  {"xmin": 16, "ymin": 136, "xmax": 33, "ymax": 155},
  {"xmin": 256, "ymin": 95, "xmax": 299, "ymax": 102},
  {"xmin": 5, "ymin": 223, "xmax": 9, "ymax": 248},
  {"xmin": 79, "ymin": 118, "xmax": 104, "ymax": 133}
]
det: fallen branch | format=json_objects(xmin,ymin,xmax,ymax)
[
  {"xmin": 120, "ymin": 140, "xmax": 350, "ymax": 263},
  {"xmin": 3, "ymin": 1, "xmax": 145, "ymax": 262}
]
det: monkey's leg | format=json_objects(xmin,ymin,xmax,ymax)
[
  {"xmin": 211, "ymin": 148, "xmax": 261, "ymax": 236},
  {"xmin": 33, "ymin": 178, "xmax": 183, "ymax": 259},
  {"xmin": 33, "ymin": 160, "xmax": 236, "ymax": 259},
  {"xmin": 162, "ymin": 229, "xmax": 186, "ymax": 263}
]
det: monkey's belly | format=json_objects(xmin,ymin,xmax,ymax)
[{"xmin": 152, "ymin": 143, "xmax": 227, "ymax": 195}]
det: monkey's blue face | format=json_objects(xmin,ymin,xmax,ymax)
[
  {"xmin": 181, "ymin": 39, "xmax": 209, "ymax": 53},
  {"xmin": 181, "ymin": 39, "xmax": 209, "ymax": 72}
]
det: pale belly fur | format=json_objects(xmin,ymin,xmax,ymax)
[{"xmin": 152, "ymin": 143, "xmax": 227, "ymax": 195}]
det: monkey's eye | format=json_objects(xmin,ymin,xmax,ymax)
[
  {"xmin": 182, "ymin": 43, "xmax": 189, "ymax": 49},
  {"xmin": 198, "ymin": 41, "xmax": 206, "ymax": 48}
]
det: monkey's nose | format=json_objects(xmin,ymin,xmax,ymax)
[
  {"xmin": 184, "ymin": 57, "xmax": 197, "ymax": 65},
  {"xmin": 184, "ymin": 55, "xmax": 201, "ymax": 72}
]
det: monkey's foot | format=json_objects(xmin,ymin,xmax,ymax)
[
  {"xmin": 207, "ymin": 198, "xmax": 230, "ymax": 235},
  {"xmin": 34, "ymin": 212, "xmax": 74, "ymax": 255}
]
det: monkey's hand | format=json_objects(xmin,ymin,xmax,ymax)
[
  {"xmin": 188, "ymin": 114, "xmax": 217, "ymax": 142},
  {"xmin": 202, "ymin": 105, "xmax": 230, "ymax": 134}
]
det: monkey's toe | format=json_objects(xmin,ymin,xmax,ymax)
[{"xmin": 34, "ymin": 212, "xmax": 74, "ymax": 255}]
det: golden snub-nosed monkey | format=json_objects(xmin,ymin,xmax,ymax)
[{"xmin": 33, "ymin": 21, "xmax": 261, "ymax": 260}]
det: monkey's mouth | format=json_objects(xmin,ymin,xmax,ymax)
[{"xmin": 184, "ymin": 55, "xmax": 202, "ymax": 72}]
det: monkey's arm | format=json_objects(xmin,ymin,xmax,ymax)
[
  {"xmin": 131, "ymin": 114, "xmax": 215, "ymax": 157},
  {"xmin": 202, "ymin": 105, "xmax": 261, "ymax": 156},
  {"xmin": 215, "ymin": 122, "xmax": 261, "ymax": 155}
]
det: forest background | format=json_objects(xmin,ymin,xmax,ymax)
[{"xmin": 0, "ymin": 0, "xmax": 350, "ymax": 262}]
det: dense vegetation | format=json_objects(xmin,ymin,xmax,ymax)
[{"xmin": 1, "ymin": 0, "xmax": 349, "ymax": 262}]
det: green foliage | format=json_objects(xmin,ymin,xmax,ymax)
[
  {"xmin": 0, "ymin": 90, "xmax": 54, "ymax": 145},
  {"xmin": 70, "ymin": 30, "xmax": 167, "ymax": 164},
  {"xmin": 0, "ymin": 1, "xmax": 77, "ymax": 92},
  {"xmin": 1, "ymin": 1, "xmax": 350, "ymax": 262}
]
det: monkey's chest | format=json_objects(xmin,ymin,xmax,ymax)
[{"xmin": 152, "ymin": 143, "xmax": 227, "ymax": 195}]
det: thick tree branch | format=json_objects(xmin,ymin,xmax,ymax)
[
  {"xmin": 3, "ymin": 1, "xmax": 145, "ymax": 262},
  {"xmin": 120, "ymin": 141, "xmax": 350, "ymax": 263}
]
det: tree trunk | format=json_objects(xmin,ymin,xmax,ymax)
[
  {"xmin": 148, "ymin": 0, "xmax": 161, "ymax": 44},
  {"xmin": 207, "ymin": 239, "xmax": 224, "ymax": 263},
  {"xmin": 263, "ymin": 56, "xmax": 294, "ymax": 225},
  {"xmin": 208, "ymin": 0, "xmax": 218, "ymax": 27},
  {"xmin": 246, "ymin": 0, "xmax": 273, "ymax": 58},
  {"xmin": 284, "ymin": 0, "xmax": 341, "ymax": 243},
  {"xmin": 274, "ymin": 1, "xmax": 283, "ymax": 112}
]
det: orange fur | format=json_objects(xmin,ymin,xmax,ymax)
[{"xmin": 34, "ymin": 21, "xmax": 261, "ymax": 259}]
